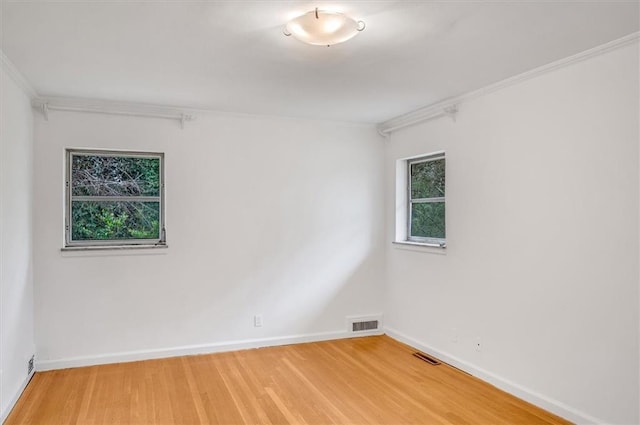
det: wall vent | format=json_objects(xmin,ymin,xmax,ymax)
[
  {"xmin": 347, "ymin": 314, "xmax": 383, "ymax": 335},
  {"xmin": 27, "ymin": 355, "xmax": 34, "ymax": 375},
  {"xmin": 352, "ymin": 320, "xmax": 378, "ymax": 332}
]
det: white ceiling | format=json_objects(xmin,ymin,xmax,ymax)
[{"xmin": 2, "ymin": 1, "xmax": 638, "ymax": 123}]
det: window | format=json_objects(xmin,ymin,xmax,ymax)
[
  {"xmin": 407, "ymin": 153, "xmax": 445, "ymax": 246},
  {"xmin": 65, "ymin": 149, "xmax": 166, "ymax": 248}
]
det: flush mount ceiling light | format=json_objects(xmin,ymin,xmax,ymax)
[{"xmin": 283, "ymin": 8, "xmax": 365, "ymax": 47}]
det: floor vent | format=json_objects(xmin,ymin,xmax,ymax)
[
  {"xmin": 352, "ymin": 320, "xmax": 379, "ymax": 332},
  {"xmin": 413, "ymin": 352, "xmax": 441, "ymax": 365}
]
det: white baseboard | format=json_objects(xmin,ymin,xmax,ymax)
[
  {"xmin": 1, "ymin": 370, "xmax": 35, "ymax": 424},
  {"xmin": 36, "ymin": 329, "xmax": 383, "ymax": 372},
  {"xmin": 384, "ymin": 327, "xmax": 603, "ymax": 425}
]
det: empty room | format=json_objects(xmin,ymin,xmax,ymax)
[{"xmin": 1, "ymin": 1, "xmax": 639, "ymax": 424}]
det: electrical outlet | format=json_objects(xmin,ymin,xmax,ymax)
[
  {"xmin": 474, "ymin": 337, "xmax": 482, "ymax": 352},
  {"xmin": 254, "ymin": 315, "xmax": 263, "ymax": 327}
]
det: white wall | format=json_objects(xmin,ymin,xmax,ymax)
[
  {"xmin": 0, "ymin": 65, "xmax": 35, "ymax": 420},
  {"xmin": 33, "ymin": 110, "xmax": 385, "ymax": 366},
  {"xmin": 384, "ymin": 43, "xmax": 639, "ymax": 424},
  {"xmin": 21, "ymin": 33, "xmax": 639, "ymax": 425}
]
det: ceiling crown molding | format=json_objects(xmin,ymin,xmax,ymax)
[
  {"xmin": 32, "ymin": 97, "xmax": 196, "ymax": 128},
  {"xmin": 0, "ymin": 50, "xmax": 37, "ymax": 99},
  {"xmin": 377, "ymin": 31, "xmax": 640, "ymax": 136}
]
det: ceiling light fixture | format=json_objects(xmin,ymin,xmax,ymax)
[{"xmin": 284, "ymin": 8, "xmax": 365, "ymax": 47}]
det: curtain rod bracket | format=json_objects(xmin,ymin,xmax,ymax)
[
  {"xmin": 180, "ymin": 113, "xmax": 195, "ymax": 129},
  {"xmin": 42, "ymin": 102, "xmax": 49, "ymax": 121},
  {"xmin": 377, "ymin": 126, "xmax": 390, "ymax": 139},
  {"xmin": 443, "ymin": 104, "xmax": 458, "ymax": 122}
]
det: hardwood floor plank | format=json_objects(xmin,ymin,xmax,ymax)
[{"xmin": 5, "ymin": 336, "xmax": 571, "ymax": 425}]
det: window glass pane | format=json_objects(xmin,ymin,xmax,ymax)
[
  {"xmin": 411, "ymin": 202, "xmax": 445, "ymax": 239},
  {"xmin": 411, "ymin": 159, "xmax": 445, "ymax": 199},
  {"xmin": 72, "ymin": 155, "xmax": 160, "ymax": 197},
  {"xmin": 72, "ymin": 201, "xmax": 160, "ymax": 240}
]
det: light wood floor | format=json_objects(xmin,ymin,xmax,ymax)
[{"xmin": 6, "ymin": 336, "xmax": 570, "ymax": 425}]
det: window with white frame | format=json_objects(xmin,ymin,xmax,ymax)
[
  {"xmin": 65, "ymin": 149, "xmax": 166, "ymax": 248},
  {"xmin": 407, "ymin": 153, "xmax": 445, "ymax": 246}
]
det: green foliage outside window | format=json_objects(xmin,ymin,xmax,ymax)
[
  {"xmin": 410, "ymin": 157, "xmax": 445, "ymax": 241},
  {"xmin": 68, "ymin": 153, "xmax": 163, "ymax": 243},
  {"xmin": 71, "ymin": 201, "xmax": 160, "ymax": 240}
]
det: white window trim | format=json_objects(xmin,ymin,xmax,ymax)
[
  {"xmin": 394, "ymin": 151, "xmax": 446, "ymax": 249},
  {"xmin": 64, "ymin": 148, "xmax": 167, "ymax": 249}
]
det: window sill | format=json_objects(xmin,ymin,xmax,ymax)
[
  {"xmin": 61, "ymin": 244, "xmax": 168, "ymax": 257},
  {"xmin": 392, "ymin": 241, "xmax": 447, "ymax": 255}
]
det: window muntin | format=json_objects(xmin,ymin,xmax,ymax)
[
  {"xmin": 408, "ymin": 153, "xmax": 445, "ymax": 246},
  {"xmin": 65, "ymin": 149, "xmax": 165, "ymax": 247}
]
